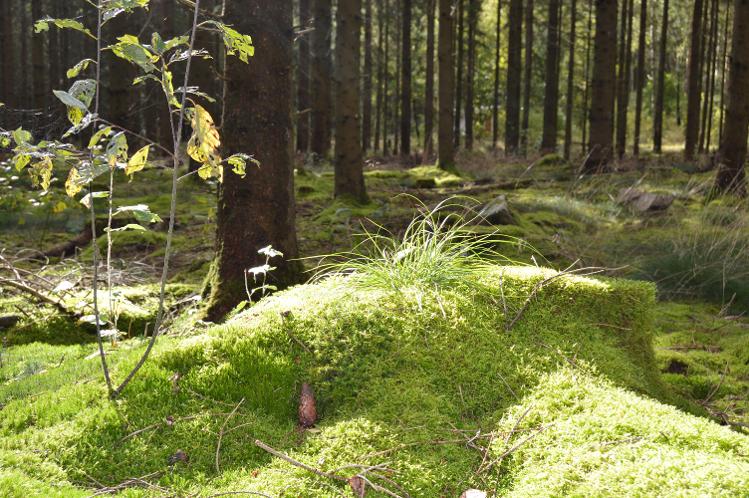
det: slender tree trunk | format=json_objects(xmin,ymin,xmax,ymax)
[
  {"xmin": 362, "ymin": 0, "xmax": 374, "ymax": 153},
  {"xmin": 393, "ymin": 2, "xmax": 401, "ymax": 154},
  {"xmin": 465, "ymin": 0, "xmax": 478, "ymax": 150},
  {"xmin": 382, "ymin": 0, "xmax": 390, "ymax": 155},
  {"xmin": 584, "ymin": 0, "xmax": 618, "ymax": 172},
  {"xmin": 714, "ymin": 0, "xmax": 749, "ymax": 196},
  {"xmin": 375, "ymin": 0, "xmax": 385, "ymax": 152},
  {"xmin": 653, "ymin": 0, "xmax": 669, "ymax": 153},
  {"xmin": 31, "ymin": 0, "xmax": 45, "ymax": 111},
  {"xmin": 506, "ymin": 0, "xmax": 522, "ymax": 155},
  {"xmin": 311, "ymin": 0, "xmax": 333, "ymax": 158},
  {"xmin": 705, "ymin": 0, "xmax": 720, "ymax": 152},
  {"xmin": 540, "ymin": 0, "xmax": 561, "ymax": 153},
  {"xmin": 20, "ymin": 2, "xmax": 29, "ymax": 121},
  {"xmin": 685, "ymin": 0, "xmax": 705, "ymax": 160},
  {"xmin": 582, "ymin": 0, "xmax": 593, "ymax": 154},
  {"xmin": 48, "ymin": 0, "xmax": 61, "ymax": 91},
  {"xmin": 0, "ymin": 0, "xmax": 14, "ymax": 115},
  {"xmin": 205, "ymin": 0, "xmax": 303, "ymax": 321},
  {"xmin": 718, "ymin": 0, "xmax": 731, "ymax": 144},
  {"xmin": 454, "ymin": 0, "xmax": 465, "ymax": 148},
  {"xmin": 698, "ymin": 0, "xmax": 712, "ymax": 153},
  {"xmin": 297, "ymin": 0, "xmax": 312, "ymax": 153},
  {"xmin": 400, "ymin": 0, "xmax": 412, "ymax": 156},
  {"xmin": 563, "ymin": 0, "xmax": 577, "ymax": 161},
  {"xmin": 615, "ymin": 0, "xmax": 633, "ymax": 159},
  {"xmin": 424, "ymin": 0, "xmax": 436, "ymax": 157},
  {"xmin": 492, "ymin": 0, "xmax": 503, "ymax": 150},
  {"xmin": 699, "ymin": 0, "xmax": 717, "ymax": 152},
  {"xmin": 437, "ymin": 0, "xmax": 455, "ymax": 169},
  {"xmin": 520, "ymin": 0, "xmax": 533, "ymax": 154},
  {"xmin": 633, "ymin": 0, "xmax": 647, "ymax": 156}
]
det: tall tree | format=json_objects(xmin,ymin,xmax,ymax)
[
  {"xmin": 615, "ymin": 0, "xmax": 633, "ymax": 159},
  {"xmin": 362, "ymin": 0, "xmax": 374, "ymax": 152},
  {"xmin": 31, "ymin": 0, "xmax": 45, "ymax": 111},
  {"xmin": 0, "ymin": 0, "xmax": 14, "ymax": 114},
  {"xmin": 437, "ymin": 0, "xmax": 455, "ymax": 169},
  {"xmin": 505, "ymin": 0, "xmax": 522, "ymax": 155},
  {"xmin": 400, "ymin": 0, "xmax": 412, "ymax": 156},
  {"xmin": 584, "ymin": 0, "xmax": 618, "ymax": 172},
  {"xmin": 633, "ymin": 0, "xmax": 647, "ymax": 156},
  {"xmin": 382, "ymin": 0, "xmax": 391, "ymax": 155},
  {"xmin": 703, "ymin": 0, "xmax": 720, "ymax": 152},
  {"xmin": 541, "ymin": 0, "xmax": 561, "ymax": 153},
  {"xmin": 520, "ymin": 0, "xmax": 533, "ymax": 153},
  {"xmin": 335, "ymin": 0, "xmax": 368, "ymax": 201},
  {"xmin": 582, "ymin": 0, "xmax": 594, "ymax": 154},
  {"xmin": 424, "ymin": 0, "xmax": 436, "ymax": 157},
  {"xmin": 464, "ymin": 0, "xmax": 479, "ymax": 150},
  {"xmin": 204, "ymin": 0, "xmax": 303, "ymax": 320},
  {"xmin": 718, "ymin": 0, "xmax": 731, "ymax": 143},
  {"xmin": 652, "ymin": 0, "xmax": 669, "ymax": 153},
  {"xmin": 375, "ymin": 0, "xmax": 386, "ymax": 153},
  {"xmin": 297, "ymin": 0, "xmax": 312, "ymax": 153},
  {"xmin": 311, "ymin": 0, "xmax": 333, "ymax": 158},
  {"xmin": 492, "ymin": 0, "xmax": 503, "ymax": 149},
  {"xmin": 454, "ymin": 0, "xmax": 465, "ymax": 147},
  {"xmin": 563, "ymin": 0, "xmax": 577, "ymax": 161},
  {"xmin": 685, "ymin": 0, "xmax": 705, "ymax": 160},
  {"xmin": 714, "ymin": 0, "xmax": 749, "ymax": 196}
]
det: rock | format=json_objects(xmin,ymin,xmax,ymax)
[
  {"xmin": 617, "ymin": 188, "xmax": 674, "ymax": 213},
  {"xmin": 414, "ymin": 177, "xmax": 437, "ymax": 189},
  {"xmin": 0, "ymin": 315, "xmax": 21, "ymax": 330},
  {"xmin": 478, "ymin": 195, "xmax": 517, "ymax": 225}
]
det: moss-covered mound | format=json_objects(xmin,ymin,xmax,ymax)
[{"xmin": 1, "ymin": 267, "xmax": 747, "ymax": 496}]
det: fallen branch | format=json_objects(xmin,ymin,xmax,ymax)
[
  {"xmin": 254, "ymin": 439, "xmax": 346, "ymax": 482},
  {"xmin": 216, "ymin": 398, "xmax": 245, "ymax": 473}
]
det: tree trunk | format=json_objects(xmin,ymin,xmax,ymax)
[
  {"xmin": 540, "ymin": 0, "xmax": 561, "ymax": 153},
  {"xmin": 105, "ymin": 11, "xmax": 136, "ymax": 131},
  {"xmin": 334, "ymin": 0, "xmax": 367, "ymax": 201},
  {"xmin": 633, "ymin": 0, "xmax": 647, "ymax": 156},
  {"xmin": 685, "ymin": 0, "xmax": 704, "ymax": 160},
  {"xmin": 492, "ymin": 0, "xmax": 503, "ymax": 150},
  {"xmin": 705, "ymin": 0, "xmax": 720, "ymax": 152},
  {"xmin": 311, "ymin": 0, "xmax": 333, "ymax": 158},
  {"xmin": 375, "ymin": 0, "xmax": 385, "ymax": 153},
  {"xmin": 505, "ymin": 0, "xmax": 522, "ymax": 155},
  {"xmin": 465, "ymin": 0, "xmax": 478, "ymax": 150},
  {"xmin": 615, "ymin": 0, "xmax": 633, "ymax": 159},
  {"xmin": 563, "ymin": 0, "xmax": 577, "ymax": 161},
  {"xmin": 698, "ymin": 0, "xmax": 713, "ymax": 153},
  {"xmin": 297, "ymin": 0, "xmax": 311, "ymax": 153},
  {"xmin": 48, "ymin": 0, "xmax": 61, "ymax": 91},
  {"xmin": 652, "ymin": 0, "xmax": 669, "ymax": 153},
  {"xmin": 520, "ymin": 0, "xmax": 533, "ymax": 154},
  {"xmin": 424, "ymin": 0, "xmax": 436, "ymax": 158},
  {"xmin": 204, "ymin": 0, "xmax": 303, "ymax": 321},
  {"xmin": 31, "ymin": 0, "xmax": 45, "ymax": 111},
  {"xmin": 718, "ymin": 0, "xmax": 731, "ymax": 144},
  {"xmin": 382, "ymin": 0, "xmax": 390, "ymax": 155},
  {"xmin": 400, "ymin": 0, "xmax": 412, "ymax": 156},
  {"xmin": 362, "ymin": 0, "xmax": 374, "ymax": 153},
  {"xmin": 584, "ymin": 0, "xmax": 618, "ymax": 172},
  {"xmin": 0, "ymin": 0, "xmax": 14, "ymax": 115},
  {"xmin": 582, "ymin": 0, "xmax": 593, "ymax": 154},
  {"xmin": 437, "ymin": 0, "xmax": 455, "ymax": 169},
  {"xmin": 714, "ymin": 0, "xmax": 749, "ymax": 196},
  {"xmin": 454, "ymin": 0, "xmax": 465, "ymax": 148},
  {"xmin": 394, "ymin": 2, "xmax": 401, "ymax": 154}
]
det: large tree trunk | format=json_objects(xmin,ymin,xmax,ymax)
[
  {"xmin": 584, "ymin": 0, "xmax": 618, "ymax": 172},
  {"xmin": 505, "ymin": 0, "xmax": 522, "ymax": 155},
  {"xmin": 704, "ymin": 0, "xmax": 720, "ymax": 152},
  {"xmin": 520, "ymin": 0, "xmax": 533, "ymax": 154},
  {"xmin": 362, "ymin": 0, "xmax": 374, "ymax": 153},
  {"xmin": 297, "ymin": 0, "xmax": 311, "ymax": 153},
  {"xmin": 424, "ymin": 0, "xmax": 436, "ymax": 158},
  {"xmin": 540, "ymin": 0, "xmax": 561, "ymax": 153},
  {"xmin": 652, "ymin": 0, "xmax": 669, "ymax": 153},
  {"xmin": 492, "ymin": 0, "xmax": 503, "ymax": 150},
  {"xmin": 454, "ymin": 0, "xmax": 465, "ymax": 148},
  {"xmin": 633, "ymin": 0, "xmax": 647, "ymax": 156},
  {"xmin": 714, "ymin": 0, "xmax": 749, "ymax": 196},
  {"xmin": 685, "ymin": 0, "xmax": 705, "ymax": 160},
  {"xmin": 563, "ymin": 0, "xmax": 577, "ymax": 161},
  {"xmin": 464, "ymin": 0, "xmax": 478, "ymax": 150},
  {"xmin": 310, "ymin": 0, "xmax": 333, "ymax": 158},
  {"xmin": 437, "ymin": 0, "xmax": 455, "ymax": 169},
  {"xmin": 400, "ymin": 0, "xmax": 412, "ymax": 156},
  {"xmin": 615, "ymin": 0, "xmax": 633, "ymax": 159},
  {"xmin": 334, "ymin": 0, "xmax": 367, "ymax": 201},
  {"xmin": 204, "ymin": 0, "xmax": 303, "ymax": 321}
]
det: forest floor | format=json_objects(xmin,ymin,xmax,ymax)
[{"xmin": 0, "ymin": 150, "xmax": 747, "ymax": 496}]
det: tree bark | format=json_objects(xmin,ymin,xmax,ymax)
[
  {"xmin": 424, "ymin": 0, "xmax": 436, "ymax": 157},
  {"xmin": 400, "ymin": 0, "xmax": 412, "ymax": 156},
  {"xmin": 204, "ymin": 0, "xmax": 303, "ymax": 321},
  {"xmin": 437, "ymin": 0, "xmax": 455, "ymax": 169},
  {"xmin": 718, "ymin": 0, "xmax": 731, "ymax": 144},
  {"xmin": 520, "ymin": 0, "xmax": 533, "ymax": 154},
  {"xmin": 584, "ymin": 0, "xmax": 618, "ymax": 172},
  {"xmin": 334, "ymin": 0, "xmax": 368, "ymax": 202},
  {"xmin": 492, "ymin": 0, "xmax": 503, "ymax": 150},
  {"xmin": 652, "ymin": 0, "xmax": 669, "ymax": 153},
  {"xmin": 714, "ymin": 0, "xmax": 749, "ymax": 196},
  {"xmin": 582, "ymin": 0, "xmax": 593, "ymax": 154},
  {"xmin": 563, "ymin": 0, "xmax": 577, "ymax": 161},
  {"xmin": 297, "ymin": 0, "xmax": 311, "ymax": 153},
  {"xmin": 310, "ymin": 0, "xmax": 333, "ymax": 158},
  {"xmin": 685, "ymin": 0, "xmax": 704, "ymax": 160},
  {"xmin": 454, "ymin": 0, "xmax": 465, "ymax": 148},
  {"xmin": 615, "ymin": 0, "xmax": 633, "ymax": 159},
  {"xmin": 362, "ymin": 0, "xmax": 374, "ymax": 153},
  {"xmin": 0, "ymin": 0, "xmax": 14, "ymax": 115},
  {"xmin": 31, "ymin": 0, "xmax": 45, "ymax": 111},
  {"xmin": 464, "ymin": 0, "xmax": 478, "ymax": 150},
  {"xmin": 541, "ymin": 0, "xmax": 561, "ymax": 153},
  {"xmin": 633, "ymin": 0, "xmax": 647, "ymax": 156},
  {"xmin": 704, "ymin": 0, "xmax": 720, "ymax": 152},
  {"xmin": 505, "ymin": 0, "xmax": 522, "ymax": 155},
  {"xmin": 382, "ymin": 0, "xmax": 390, "ymax": 155}
]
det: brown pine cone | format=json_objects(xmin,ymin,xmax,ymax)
[{"xmin": 298, "ymin": 382, "xmax": 317, "ymax": 428}]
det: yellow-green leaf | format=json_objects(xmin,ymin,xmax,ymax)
[
  {"xmin": 65, "ymin": 167, "xmax": 83, "ymax": 197},
  {"xmin": 186, "ymin": 104, "xmax": 222, "ymax": 179},
  {"xmin": 126, "ymin": 145, "xmax": 149, "ymax": 178},
  {"xmin": 30, "ymin": 156, "xmax": 54, "ymax": 191}
]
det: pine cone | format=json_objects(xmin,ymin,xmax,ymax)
[{"xmin": 298, "ymin": 382, "xmax": 317, "ymax": 428}]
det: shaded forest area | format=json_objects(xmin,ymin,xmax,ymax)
[{"xmin": 0, "ymin": 0, "xmax": 748, "ymax": 496}]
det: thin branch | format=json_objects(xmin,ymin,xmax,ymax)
[
  {"xmin": 215, "ymin": 398, "xmax": 244, "ymax": 473},
  {"xmin": 254, "ymin": 439, "xmax": 347, "ymax": 482}
]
